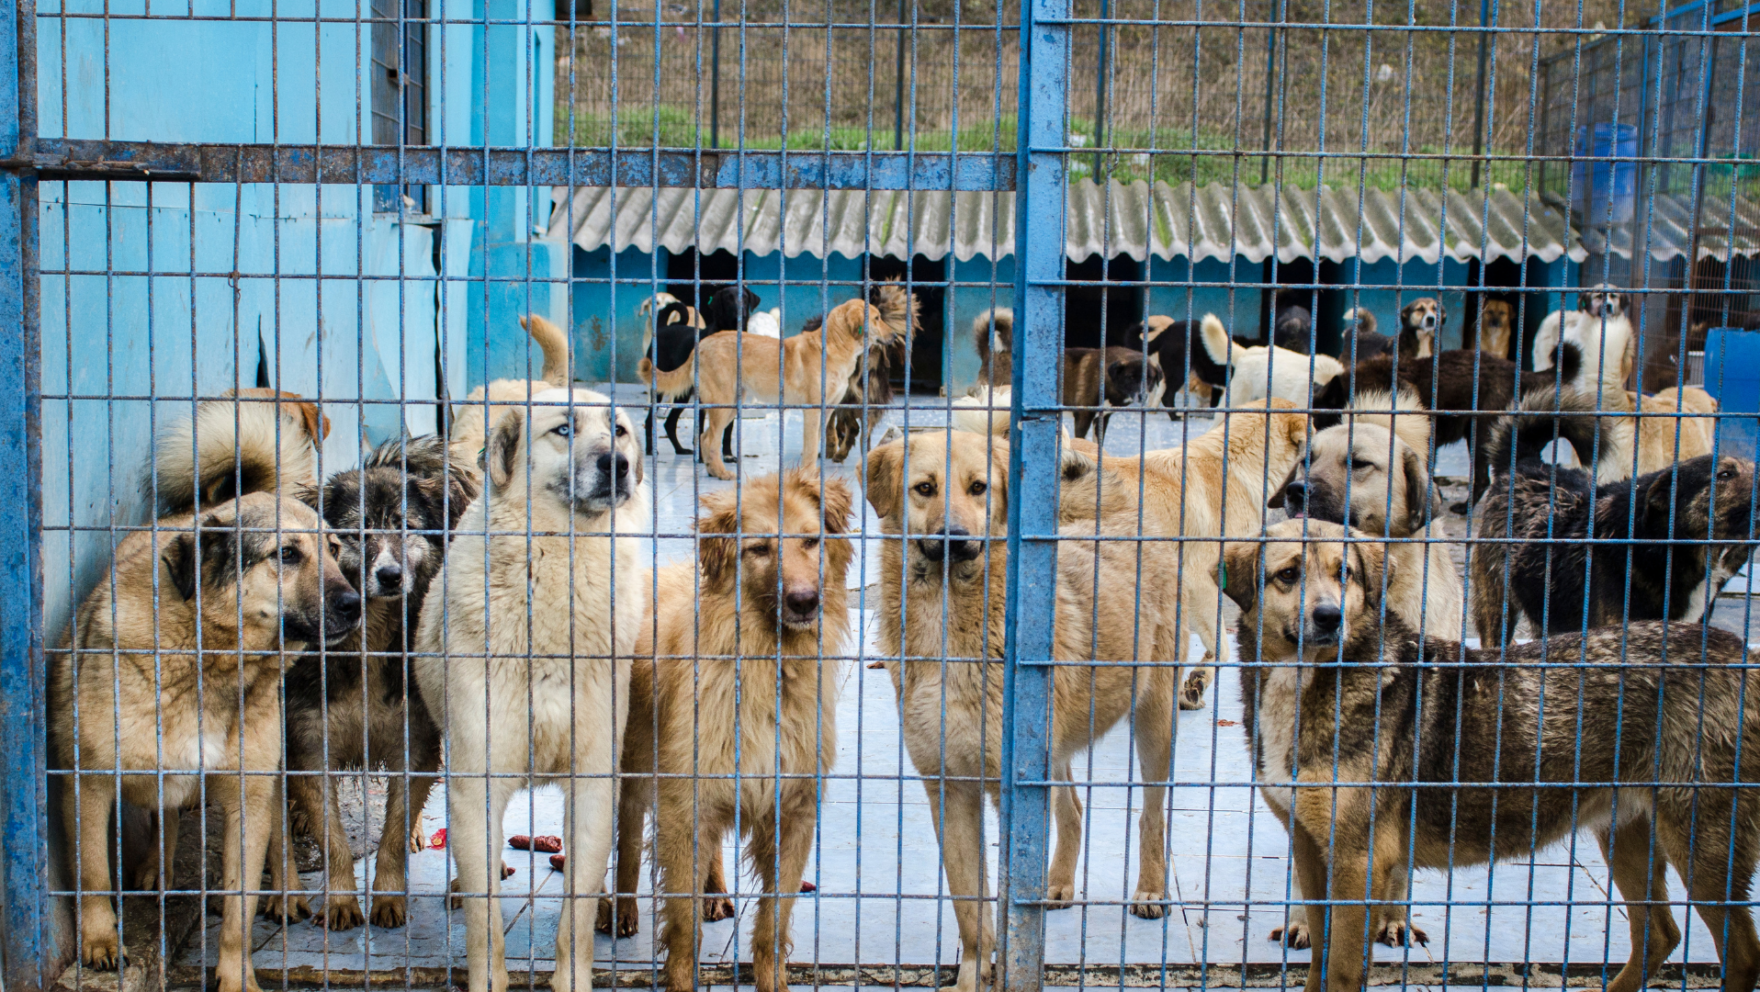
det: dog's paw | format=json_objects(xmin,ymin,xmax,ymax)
[
  {"xmin": 1376, "ymin": 919, "xmax": 1429, "ymax": 947},
  {"xmin": 448, "ymin": 878, "xmax": 463, "ymax": 911},
  {"xmin": 81, "ymin": 932, "xmax": 124, "ymax": 971},
  {"xmin": 1179, "ymin": 669, "xmax": 1213, "ymax": 710},
  {"xmin": 370, "ymin": 895, "xmax": 408, "ymax": 929},
  {"xmin": 258, "ymin": 893, "xmax": 312, "ymax": 924},
  {"xmin": 1045, "ymin": 880, "xmax": 1076, "ymax": 910},
  {"xmin": 1127, "ymin": 889, "xmax": 1168, "ymax": 919},
  {"xmin": 215, "ymin": 967, "xmax": 264, "ymax": 992},
  {"xmin": 597, "ymin": 896, "xmax": 640, "ymax": 936},
  {"xmin": 1269, "ymin": 922, "xmax": 1311, "ymax": 949},
  {"xmin": 322, "ymin": 895, "xmax": 366, "ymax": 931},
  {"xmin": 407, "ymin": 825, "xmax": 428, "ymax": 854},
  {"xmin": 701, "ymin": 895, "xmax": 736, "ymax": 922}
]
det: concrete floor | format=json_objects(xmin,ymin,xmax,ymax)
[{"xmin": 183, "ymin": 392, "xmax": 1760, "ymax": 979}]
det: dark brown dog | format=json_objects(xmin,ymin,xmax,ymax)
[{"xmin": 1061, "ymin": 346, "xmax": 1166, "ymax": 442}]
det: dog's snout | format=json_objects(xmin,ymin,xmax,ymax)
[
  {"xmin": 784, "ymin": 588, "xmax": 821, "ymax": 617},
  {"xmin": 374, "ymin": 562, "xmax": 403, "ymax": 590},
  {"xmin": 916, "ymin": 524, "xmax": 983, "ymax": 564},
  {"xmin": 330, "ymin": 588, "xmax": 363, "ymax": 624},
  {"xmin": 597, "ymin": 451, "xmax": 630, "ymax": 480},
  {"xmin": 1281, "ymin": 481, "xmax": 1308, "ymax": 515},
  {"xmin": 1311, "ymin": 603, "xmax": 1342, "ymax": 633},
  {"xmin": 1422, "ymin": 312, "xmax": 1437, "ymax": 329}
]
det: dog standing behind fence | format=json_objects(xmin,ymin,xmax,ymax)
[
  {"xmin": 415, "ymin": 387, "xmax": 646, "ymax": 992},
  {"xmin": 1225, "ymin": 518, "xmax": 1760, "ymax": 992},
  {"xmin": 51, "ymin": 395, "xmax": 362, "ymax": 992},
  {"xmin": 598, "ymin": 468, "xmax": 854, "ymax": 992},
  {"xmin": 865, "ymin": 430, "xmax": 1190, "ymax": 992}
]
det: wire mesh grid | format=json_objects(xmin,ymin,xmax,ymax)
[{"xmin": 6, "ymin": 0, "xmax": 1760, "ymax": 990}]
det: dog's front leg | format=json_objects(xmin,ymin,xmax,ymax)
[
  {"xmin": 210, "ymin": 770, "xmax": 274, "ymax": 992},
  {"xmin": 260, "ymin": 778, "xmax": 313, "ymax": 923},
  {"xmin": 799, "ymin": 398, "xmax": 828, "ymax": 471},
  {"xmin": 69, "ymin": 774, "xmax": 124, "ymax": 970},
  {"xmin": 1598, "ymin": 818, "xmax": 1680, "ymax": 992},
  {"xmin": 447, "ymin": 772, "xmax": 510, "ymax": 992},
  {"xmin": 925, "ymin": 778, "xmax": 993, "ymax": 992},
  {"xmin": 556, "ymin": 759, "xmax": 617, "ymax": 992},
  {"xmin": 748, "ymin": 795, "xmax": 814, "ymax": 992},
  {"xmin": 368, "ymin": 769, "xmax": 436, "ymax": 928},
  {"xmin": 1292, "ymin": 786, "xmax": 1386, "ymax": 992}
]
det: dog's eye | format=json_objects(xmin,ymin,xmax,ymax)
[
  {"xmin": 801, "ymin": 537, "xmax": 820, "ymax": 549},
  {"xmin": 553, "ymin": 423, "xmax": 573, "ymax": 438},
  {"xmin": 744, "ymin": 543, "xmax": 771, "ymax": 558},
  {"xmin": 1718, "ymin": 467, "xmax": 1737, "ymax": 480},
  {"xmin": 614, "ymin": 423, "xmax": 628, "ymax": 437},
  {"xmin": 1350, "ymin": 459, "xmax": 1374, "ymax": 472},
  {"xmin": 1277, "ymin": 566, "xmax": 1300, "ymax": 583},
  {"xmin": 969, "ymin": 480, "xmax": 988, "ymax": 496},
  {"xmin": 914, "ymin": 481, "xmax": 937, "ymax": 498},
  {"xmin": 279, "ymin": 545, "xmax": 302, "ymax": 565}
]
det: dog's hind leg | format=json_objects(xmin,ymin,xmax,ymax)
[
  {"xmin": 701, "ymin": 843, "xmax": 735, "ymax": 922},
  {"xmin": 1129, "ymin": 681, "xmax": 1173, "ymax": 919},
  {"xmin": 596, "ymin": 767, "xmax": 649, "ymax": 937},
  {"xmin": 1599, "ymin": 818, "xmax": 1680, "ymax": 992},
  {"xmin": 1661, "ymin": 812, "xmax": 1760, "ymax": 992},
  {"xmin": 700, "ymin": 407, "xmax": 738, "ymax": 480},
  {"xmin": 748, "ymin": 793, "xmax": 816, "ymax": 992},
  {"xmin": 1372, "ymin": 855, "xmax": 1427, "ymax": 947},
  {"xmin": 663, "ymin": 404, "xmax": 694, "ymax": 456},
  {"xmin": 134, "ymin": 805, "xmax": 182, "ymax": 894}
]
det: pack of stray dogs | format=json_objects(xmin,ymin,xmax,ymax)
[{"xmin": 47, "ymin": 278, "xmax": 1760, "ymax": 992}]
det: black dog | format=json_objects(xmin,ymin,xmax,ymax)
[
  {"xmin": 282, "ymin": 435, "xmax": 476, "ymax": 929},
  {"xmin": 1470, "ymin": 389, "xmax": 1758, "ymax": 647},
  {"xmin": 1118, "ymin": 313, "xmax": 1239, "ymax": 418},
  {"xmin": 643, "ymin": 285, "xmax": 760, "ymax": 454},
  {"xmin": 1061, "ymin": 346, "xmax": 1165, "ymax": 443}
]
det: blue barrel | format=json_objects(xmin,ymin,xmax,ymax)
[
  {"xmin": 1705, "ymin": 329, "xmax": 1760, "ymax": 460},
  {"xmin": 1572, "ymin": 123, "xmax": 1637, "ymax": 225}
]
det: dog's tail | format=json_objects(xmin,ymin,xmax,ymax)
[
  {"xmin": 1343, "ymin": 306, "xmax": 1378, "ymax": 337},
  {"xmin": 1486, "ymin": 386, "xmax": 1608, "ymax": 475},
  {"xmin": 870, "ymin": 280, "xmax": 922, "ymax": 342},
  {"xmin": 152, "ymin": 394, "xmax": 321, "ymax": 515},
  {"xmin": 1198, "ymin": 312, "xmax": 1234, "ymax": 366},
  {"xmin": 952, "ymin": 386, "xmax": 1012, "ymax": 437},
  {"xmin": 518, "ymin": 314, "xmax": 573, "ymax": 387},
  {"xmin": 973, "ymin": 308, "xmax": 1013, "ymax": 364}
]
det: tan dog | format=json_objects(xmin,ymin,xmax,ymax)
[
  {"xmin": 1476, "ymin": 298, "xmax": 1513, "ymax": 359},
  {"xmin": 866, "ymin": 430, "xmax": 1187, "ymax": 992},
  {"xmin": 1602, "ymin": 385, "xmax": 1720, "ymax": 482},
  {"xmin": 447, "ymin": 314, "xmax": 573, "ymax": 477},
  {"xmin": 1270, "ymin": 421, "xmax": 1464, "ymax": 639},
  {"xmin": 1063, "ymin": 398, "xmax": 1311, "ymax": 708},
  {"xmin": 414, "ymin": 387, "xmax": 646, "ymax": 992},
  {"xmin": 1224, "ymin": 519, "xmax": 1760, "ymax": 992},
  {"xmin": 653, "ymin": 284, "xmax": 917, "ymax": 479},
  {"xmin": 597, "ymin": 469, "xmax": 854, "ymax": 992},
  {"xmin": 50, "ymin": 490, "xmax": 361, "ymax": 992}
]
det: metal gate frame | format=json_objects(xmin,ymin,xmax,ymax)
[{"xmin": 0, "ymin": 0, "xmax": 1074, "ymax": 987}]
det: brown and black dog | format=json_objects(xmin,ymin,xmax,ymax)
[
  {"xmin": 599, "ymin": 469, "xmax": 854, "ymax": 992},
  {"xmin": 1225, "ymin": 518, "xmax": 1760, "ymax": 992},
  {"xmin": 1061, "ymin": 346, "xmax": 1166, "ymax": 443}
]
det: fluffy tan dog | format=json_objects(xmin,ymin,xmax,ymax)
[
  {"xmin": 414, "ymin": 386, "xmax": 646, "ymax": 992},
  {"xmin": 597, "ymin": 468, "xmax": 854, "ymax": 992}
]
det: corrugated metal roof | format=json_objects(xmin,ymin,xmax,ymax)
[{"xmin": 547, "ymin": 180, "xmax": 1758, "ymax": 265}]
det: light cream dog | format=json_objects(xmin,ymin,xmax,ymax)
[
  {"xmin": 649, "ymin": 284, "xmax": 917, "ymax": 479},
  {"xmin": 414, "ymin": 387, "xmax": 647, "ymax": 992},
  {"xmin": 598, "ymin": 469, "xmax": 854, "ymax": 992},
  {"xmin": 1201, "ymin": 316, "xmax": 1344, "ymax": 406},
  {"xmin": 866, "ymin": 430, "xmax": 1187, "ymax": 992}
]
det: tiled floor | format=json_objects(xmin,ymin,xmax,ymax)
[{"xmin": 183, "ymin": 394, "xmax": 1756, "ymax": 977}]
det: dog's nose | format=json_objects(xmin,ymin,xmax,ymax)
[
  {"xmin": 943, "ymin": 525, "xmax": 982, "ymax": 562},
  {"xmin": 784, "ymin": 589, "xmax": 820, "ymax": 617},
  {"xmin": 1423, "ymin": 313, "xmax": 1437, "ymax": 328},
  {"xmin": 1281, "ymin": 481, "xmax": 1308, "ymax": 514},
  {"xmin": 375, "ymin": 563, "xmax": 403, "ymax": 590},
  {"xmin": 1311, "ymin": 603, "xmax": 1342, "ymax": 633},
  {"xmin": 331, "ymin": 589, "xmax": 363, "ymax": 624},
  {"xmin": 597, "ymin": 451, "xmax": 631, "ymax": 480}
]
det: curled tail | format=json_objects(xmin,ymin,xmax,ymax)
[
  {"xmin": 1198, "ymin": 313, "xmax": 1233, "ymax": 366},
  {"xmin": 870, "ymin": 279, "xmax": 922, "ymax": 341},
  {"xmin": 152, "ymin": 394, "xmax": 322, "ymax": 515},
  {"xmin": 974, "ymin": 307, "xmax": 1014, "ymax": 385},
  {"xmin": 1486, "ymin": 387, "xmax": 1608, "ymax": 475},
  {"xmin": 1343, "ymin": 307, "xmax": 1378, "ymax": 337},
  {"xmin": 518, "ymin": 314, "xmax": 573, "ymax": 386}
]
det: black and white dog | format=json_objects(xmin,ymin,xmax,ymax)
[{"xmin": 640, "ymin": 285, "xmax": 761, "ymax": 454}]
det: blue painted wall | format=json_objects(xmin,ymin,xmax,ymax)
[{"xmin": 1145, "ymin": 256, "xmax": 1266, "ymax": 340}]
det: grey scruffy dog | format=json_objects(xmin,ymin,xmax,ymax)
[
  {"xmin": 1226, "ymin": 518, "xmax": 1760, "ymax": 992},
  {"xmin": 270, "ymin": 434, "xmax": 477, "ymax": 929}
]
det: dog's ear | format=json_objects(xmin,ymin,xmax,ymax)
[
  {"xmin": 1351, "ymin": 540, "xmax": 1390, "ymax": 604},
  {"xmin": 486, "ymin": 411, "xmax": 524, "ymax": 490},
  {"xmin": 818, "ymin": 475, "xmax": 855, "ymax": 534},
  {"xmin": 864, "ymin": 441, "xmax": 905, "ymax": 519},
  {"xmin": 294, "ymin": 481, "xmax": 324, "ymax": 515},
  {"xmin": 1266, "ymin": 452, "xmax": 1304, "ymax": 510},
  {"xmin": 695, "ymin": 490, "xmax": 742, "ymax": 587},
  {"xmin": 160, "ymin": 528, "xmax": 200, "ymax": 601},
  {"xmin": 1400, "ymin": 445, "xmax": 1440, "ymax": 533},
  {"xmin": 1399, "ymin": 300, "xmax": 1419, "ymax": 328},
  {"xmin": 1220, "ymin": 541, "xmax": 1262, "ymax": 613},
  {"xmin": 444, "ymin": 470, "xmax": 480, "ymax": 528},
  {"xmin": 987, "ymin": 439, "xmax": 1010, "ymax": 521},
  {"xmin": 293, "ymin": 400, "xmax": 331, "ymax": 444}
]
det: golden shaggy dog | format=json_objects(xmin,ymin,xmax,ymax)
[
  {"xmin": 598, "ymin": 468, "xmax": 855, "ymax": 992},
  {"xmin": 414, "ymin": 387, "xmax": 646, "ymax": 992},
  {"xmin": 647, "ymin": 284, "xmax": 916, "ymax": 479},
  {"xmin": 50, "ymin": 488, "xmax": 361, "ymax": 992},
  {"xmin": 866, "ymin": 430, "xmax": 1190, "ymax": 992}
]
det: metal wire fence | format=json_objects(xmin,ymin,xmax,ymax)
[{"xmin": 5, "ymin": 0, "xmax": 1760, "ymax": 991}]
